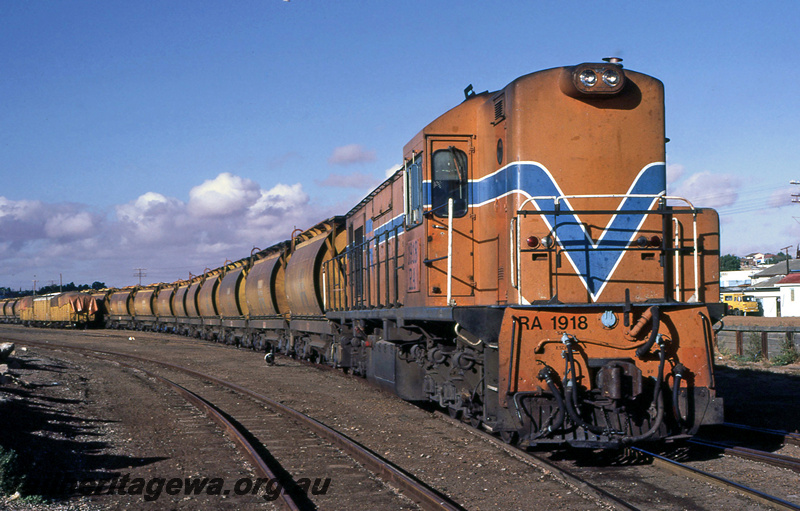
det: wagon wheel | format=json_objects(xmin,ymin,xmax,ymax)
[
  {"xmin": 469, "ymin": 414, "xmax": 482, "ymax": 428},
  {"xmin": 466, "ymin": 396, "xmax": 483, "ymax": 428},
  {"xmin": 447, "ymin": 406, "xmax": 463, "ymax": 420}
]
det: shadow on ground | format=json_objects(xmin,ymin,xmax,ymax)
[{"xmin": 0, "ymin": 357, "xmax": 166, "ymax": 498}]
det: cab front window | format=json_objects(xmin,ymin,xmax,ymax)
[{"xmin": 431, "ymin": 147, "xmax": 468, "ymax": 218}]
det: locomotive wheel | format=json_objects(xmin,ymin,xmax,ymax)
[
  {"xmin": 447, "ymin": 406, "xmax": 462, "ymax": 420},
  {"xmin": 500, "ymin": 430, "xmax": 519, "ymax": 445}
]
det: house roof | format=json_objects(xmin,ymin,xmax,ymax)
[
  {"xmin": 777, "ymin": 273, "xmax": 800, "ymax": 285},
  {"xmin": 753, "ymin": 275, "xmax": 785, "ymax": 289},
  {"xmin": 752, "ymin": 259, "xmax": 800, "ymax": 278}
]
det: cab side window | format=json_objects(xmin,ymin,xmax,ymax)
[
  {"xmin": 406, "ymin": 157, "xmax": 423, "ymax": 228},
  {"xmin": 431, "ymin": 146, "xmax": 468, "ymax": 218}
]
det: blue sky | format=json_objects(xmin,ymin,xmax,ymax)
[{"xmin": 2, "ymin": 1, "xmax": 799, "ymax": 290}]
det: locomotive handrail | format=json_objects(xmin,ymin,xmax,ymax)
[
  {"xmin": 446, "ymin": 198, "xmax": 454, "ymax": 306},
  {"xmin": 517, "ymin": 193, "xmax": 695, "ymax": 209},
  {"xmin": 512, "ymin": 193, "xmax": 702, "ymax": 303},
  {"xmin": 673, "ymin": 217, "xmax": 683, "ymax": 301},
  {"xmin": 423, "ymin": 199, "xmax": 455, "ymax": 305},
  {"xmin": 322, "ymin": 223, "xmax": 404, "ymax": 312}
]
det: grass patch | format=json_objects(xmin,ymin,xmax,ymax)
[
  {"xmin": 771, "ymin": 336, "xmax": 800, "ymax": 366},
  {"xmin": 0, "ymin": 445, "xmax": 24, "ymax": 496},
  {"xmin": 729, "ymin": 332, "xmax": 764, "ymax": 363}
]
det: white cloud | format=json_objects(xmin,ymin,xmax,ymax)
[
  {"xmin": 0, "ymin": 196, "xmax": 101, "ymax": 244},
  {"xmin": 385, "ymin": 164, "xmax": 401, "ymax": 178},
  {"xmin": 250, "ymin": 183, "xmax": 308, "ymax": 216},
  {"xmin": 116, "ymin": 192, "xmax": 180, "ymax": 223},
  {"xmin": 0, "ymin": 174, "xmax": 329, "ymax": 290},
  {"xmin": 666, "ymin": 163, "xmax": 685, "ymax": 185},
  {"xmin": 44, "ymin": 211, "xmax": 95, "ymax": 239},
  {"xmin": 188, "ymin": 172, "xmax": 261, "ymax": 217},
  {"xmin": 315, "ymin": 172, "xmax": 381, "ymax": 190},
  {"xmin": 327, "ymin": 144, "xmax": 377, "ymax": 166},
  {"xmin": 768, "ymin": 187, "xmax": 796, "ymax": 208},
  {"xmin": 669, "ymin": 171, "xmax": 741, "ymax": 208}
]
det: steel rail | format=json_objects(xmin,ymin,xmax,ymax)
[
  {"xmin": 434, "ymin": 411, "xmax": 641, "ymax": 511},
  {"xmin": 631, "ymin": 447, "xmax": 800, "ymax": 511},
  {"xmin": 689, "ymin": 438, "xmax": 800, "ymax": 473},
  {"xmin": 113, "ymin": 359, "xmax": 302, "ymax": 511},
  {"xmin": 22, "ymin": 340, "xmax": 464, "ymax": 511},
  {"xmin": 722, "ymin": 422, "xmax": 800, "ymax": 447}
]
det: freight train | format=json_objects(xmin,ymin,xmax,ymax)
[{"xmin": 1, "ymin": 59, "xmax": 724, "ymax": 448}]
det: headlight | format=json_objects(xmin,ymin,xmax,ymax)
[
  {"xmin": 565, "ymin": 62, "xmax": 626, "ymax": 96},
  {"xmin": 602, "ymin": 68, "xmax": 621, "ymax": 86},
  {"xmin": 579, "ymin": 69, "xmax": 597, "ymax": 87}
]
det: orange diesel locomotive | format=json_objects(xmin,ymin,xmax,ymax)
[{"xmin": 325, "ymin": 59, "xmax": 723, "ymax": 447}]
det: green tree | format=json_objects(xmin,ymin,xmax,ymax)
[
  {"xmin": 720, "ymin": 254, "xmax": 741, "ymax": 271},
  {"xmin": 766, "ymin": 252, "xmax": 792, "ymax": 264}
]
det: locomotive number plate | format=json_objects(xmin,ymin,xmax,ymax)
[{"xmin": 513, "ymin": 314, "xmax": 589, "ymax": 331}]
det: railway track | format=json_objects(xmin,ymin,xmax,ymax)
[
  {"xmin": 4, "ymin": 326, "xmax": 799, "ymax": 510},
  {"xmin": 688, "ymin": 438, "xmax": 800, "ymax": 473},
  {"xmin": 440, "ymin": 408, "xmax": 800, "ymax": 511},
  {"xmin": 719, "ymin": 422, "xmax": 800, "ymax": 448},
  {"xmin": 632, "ymin": 447, "xmax": 800, "ymax": 511},
  {"xmin": 12, "ymin": 338, "xmax": 645, "ymax": 511},
  {"xmin": 22, "ymin": 341, "xmax": 464, "ymax": 511},
  {"xmin": 1, "ymin": 325, "xmax": 608, "ymax": 510}
]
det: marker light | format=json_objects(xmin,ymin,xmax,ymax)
[
  {"xmin": 636, "ymin": 235, "xmax": 663, "ymax": 248},
  {"xmin": 542, "ymin": 236, "xmax": 555, "ymax": 249},
  {"xmin": 526, "ymin": 236, "xmax": 540, "ymax": 248}
]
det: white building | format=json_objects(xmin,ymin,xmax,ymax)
[
  {"xmin": 720, "ymin": 270, "xmax": 757, "ymax": 288},
  {"xmin": 749, "ymin": 276, "xmax": 782, "ymax": 317},
  {"xmin": 777, "ymin": 274, "xmax": 800, "ymax": 317}
]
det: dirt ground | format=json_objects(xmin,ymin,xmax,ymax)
[
  {"xmin": 0, "ymin": 343, "xmax": 268, "ymax": 510},
  {"xmin": 1, "ymin": 324, "xmax": 799, "ymax": 510},
  {"xmin": 713, "ymin": 358, "xmax": 800, "ymax": 432}
]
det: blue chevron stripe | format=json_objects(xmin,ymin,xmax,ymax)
[{"xmin": 424, "ymin": 161, "xmax": 666, "ymax": 300}]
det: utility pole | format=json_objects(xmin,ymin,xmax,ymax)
[
  {"xmin": 133, "ymin": 268, "xmax": 147, "ymax": 286},
  {"xmin": 782, "ymin": 245, "xmax": 792, "ymax": 274}
]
